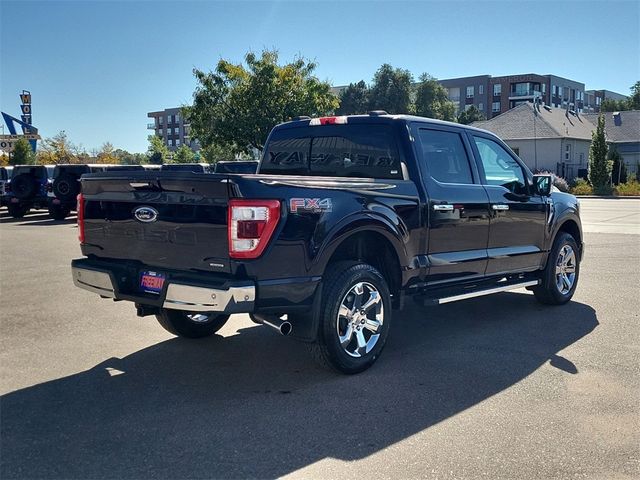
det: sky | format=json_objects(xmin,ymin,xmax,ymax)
[{"xmin": 1, "ymin": 0, "xmax": 639, "ymax": 153}]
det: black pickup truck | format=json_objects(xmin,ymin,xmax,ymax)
[{"xmin": 72, "ymin": 113, "xmax": 583, "ymax": 373}]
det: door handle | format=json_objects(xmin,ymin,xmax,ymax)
[
  {"xmin": 492, "ymin": 204, "xmax": 509, "ymax": 211},
  {"xmin": 433, "ymin": 204, "xmax": 454, "ymax": 212}
]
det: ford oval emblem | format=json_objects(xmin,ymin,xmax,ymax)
[{"xmin": 134, "ymin": 206, "xmax": 159, "ymax": 223}]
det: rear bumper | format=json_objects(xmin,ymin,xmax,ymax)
[
  {"xmin": 71, "ymin": 259, "xmax": 255, "ymax": 314},
  {"xmin": 71, "ymin": 258, "xmax": 321, "ymax": 315}
]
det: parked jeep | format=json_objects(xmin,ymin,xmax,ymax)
[
  {"xmin": 5, "ymin": 165, "xmax": 51, "ymax": 218},
  {"xmin": 0, "ymin": 167, "xmax": 9, "ymax": 207}
]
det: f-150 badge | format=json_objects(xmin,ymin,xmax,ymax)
[{"xmin": 289, "ymin": 198, "xmax": 332, "ymax": 213}]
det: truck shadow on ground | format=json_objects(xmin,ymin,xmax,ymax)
[{"xmin": 1, "ymin": 293, "xmax": 598, "ymax": 479}]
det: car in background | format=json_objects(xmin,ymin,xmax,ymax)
[
  {"xmin": 160, "ymin": 163, "xmax": 212, "ymax": 173},
  {"xmin": 213, "ymin": 160, "xmax": 259, "ymax": 174},
  {"xmin": 0, "ymin": 167, "xmax": 10, "ymax": 206},
  {"xmin": 47, "ymin": 164, "xmax": 145, "ymax": 220},
  {"xmin": 4, "ymin": 165, "xmax": 51, "ymax": 218}
]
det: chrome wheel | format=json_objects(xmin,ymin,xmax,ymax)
[
  {"xmin": 336, "ymin": 282, "xmax": 384, "ymax": 358},
  {"xmin": 555, "ymin": 245, "xmax": 577, "ymax": 295}
]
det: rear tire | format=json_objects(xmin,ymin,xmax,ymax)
[
  {"xmin": 7, "ymin": 204, "xmax": 28, "ymax": 218},
  {"xmin": 534, "ymin": 232, "xmax": 580, "ymax": 305},
  {"xmin": 309, "ymin": 261, "xmax": 392, "ymax": 374},
  {"xmin": 155, "ymin": 309, "xmax": 230, "ymax": 338}
]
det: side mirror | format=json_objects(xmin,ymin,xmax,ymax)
[{"xmin": 533, "ymin": 174, "xmax": 552, "ymax": 196}]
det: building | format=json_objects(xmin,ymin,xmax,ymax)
[
  {"xmin": 583, "ymin": 110, "xmax": 640, "ymax": 175},
  {"xmin": 147, "ymin": 107, "xmax": 199, "ymax": 152},
  {"xmin": 472, "ymin": 103, "xmax": 594, "ymax": 178},
  {"xmin": 583, "ymin": 89, "xmax": 628, "ymax": 113},
  {"xmin": 439, "ymin": 73, "xmax": 586, "ymax": 119}
]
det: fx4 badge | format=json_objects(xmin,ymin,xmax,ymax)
[{"xmin": 289, "ymin": 198, "xmax": 333, "ymax": 213}]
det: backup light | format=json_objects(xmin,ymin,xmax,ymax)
[{"xmin": 228, "ymin": 199, "xmax": 280, "ymax": 259}]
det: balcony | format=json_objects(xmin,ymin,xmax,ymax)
[{"xmin": 509, "ymin": 89, "xmax": 541, "ymax": 100}]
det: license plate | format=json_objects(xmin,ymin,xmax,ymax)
[{"xmin": 140, "ymin": 271, "xmax": 166, "ymax": 294}]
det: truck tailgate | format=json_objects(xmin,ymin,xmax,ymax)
[{"xmin": 80, "ymin": 172, "xmax": 232, "ymax": 273}]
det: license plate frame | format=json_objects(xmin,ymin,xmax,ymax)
[{"xmin": 140, "ymin": 271, "xmax": 166, "ymax": 294}]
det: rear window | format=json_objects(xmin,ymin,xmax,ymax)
[
  {"xmin": 260, "ymin": 125, "xmax": 402, "ymax": 179},
  {"xmin": 13, "ymin": 166, "xmax": 47, "ymax": 179},
  {"xmin": 54, "ymin": 165, "xmax": 90, "ymax": 177}
]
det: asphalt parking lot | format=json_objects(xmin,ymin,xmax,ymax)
[{"xmin": 1, "ymin": 198, "xmax": 638, "ymax": 479}]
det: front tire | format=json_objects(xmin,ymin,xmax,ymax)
[
  {"xmin": 534, "ymin": 232, "xmax": 580, "ymax": 305},
  {"xmin": 309, "ymin": 262, "xmax": 392, "ymax": 374},
  {"xmin": 48, "ymin": 204, "xmax": 71, "ymax": 220},
  {"xmin": 155, "ymin": 309, "xmax": 230, "ymax": 338}
]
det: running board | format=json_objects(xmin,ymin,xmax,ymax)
[{"xmin": 435, "ymin": 280, "xmax": 540, "ymax": 305}]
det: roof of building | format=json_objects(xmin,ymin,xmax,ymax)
[
  {"xmin": 581, "ymin": 110, "xmax": 640, "ymax": 143},
  {"xmin": 472, "ymin": 103, "xmax": 595, "ymax": 141}
]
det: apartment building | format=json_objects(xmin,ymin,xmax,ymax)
[
  {"xmin": 147, "ymin": 107, "xmax": 200, "ymax": 152},
  {"xmin": 583, "ymin": 89, "xmax": 629, "ymax": 113}
]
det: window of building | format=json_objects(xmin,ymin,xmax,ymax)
[
  {"xmin": 466, "ymin": 86, "xmax": 474, "ymax": 98},
  {"xmin": 542, "ymin": 84, "xmax": 546, "ymax": 94},
  {"xmin": 492, "ymin": 102, "xmax": 500, "ymax": 112},
  {"xmin": 579, "ymin": 153, "xmax": 584, "ymax": 164},
  {"xmin": 493, "ymin": 84, "xmax": 501, "ymax": 96},
  {"xmin": 558, "ymin": 86, "xmax": 563, "ymax": 97},
  {"xmin": 418, "ymin": 129, "xmax": 474, "ymax": 184},
  {"xmin": 479, "ymin": 84, "xmax": 484, "ymax": 95},
  {"xmin": 176, "ymin": 139, "xmax": 181, "ymax": 146},
  {"xmin": 478, "ymin": 103, "xmax": 484, "ymax": 112},
  {"xmin": 158, "ymin": 116, "xmax": 164, "ymax": 125},
  {"xmin": 473, "ymin": 136, "xmax": 526, "ymax": 194}
]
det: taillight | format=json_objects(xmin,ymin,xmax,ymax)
[
  {"xmin": 77, "ymin": 193, "xmax": 85, "ymax": 243},
  {"xmin": 309, "ymin": 116, "xmax": 348, "ymax": 126},
  {"xmin": 228, "ymin": 199, "xmax": 280, "ymax": 259}
]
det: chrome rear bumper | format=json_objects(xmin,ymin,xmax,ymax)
[{"xmin": 71, "ymin": 265, "xmax": 255, "ymax": 314}]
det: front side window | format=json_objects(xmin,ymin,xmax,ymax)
[
  {"xmin": 473, "ymin": 136, "xmax": 526, "ymax": 194},
  {"xmin": 418, "ymin": 129, "xmax": 474, "ymax": 185}
]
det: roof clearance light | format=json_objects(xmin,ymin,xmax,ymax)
[{"xmin": 309, "ymin": 116, "xmax": 348, "ymax": 126}]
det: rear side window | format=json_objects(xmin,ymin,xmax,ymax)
[
  {"xmin": 261, "ymin": 125, "xmax": 402, "ymax": 179},
  {"xmin": 418, "ymin": 129, "xmax": 474, "ymax": 184}
]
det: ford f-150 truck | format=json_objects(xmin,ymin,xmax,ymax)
[{"xmin": 71, "ymin": 113, "xmax": 583, "ymax": 373}]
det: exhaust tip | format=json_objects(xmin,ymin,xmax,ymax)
[{"xmin": 280, "ymin": 321, "xmax": 292, "ymax": 336}]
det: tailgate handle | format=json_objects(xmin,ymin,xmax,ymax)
[{"xmin": 130, "ymin": 181, "xmax": 160, "ymax": 190}]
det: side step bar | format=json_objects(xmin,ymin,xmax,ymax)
[{"xmin": 436, "ymin": 280, "xmax": 540, "ymax": 305}]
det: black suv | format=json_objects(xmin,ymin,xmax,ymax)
[
  {"xmin": 72, "ymin": 113, "xmax": 583, "ymax": 373},
  {"xmin": 5, "ymin": 165, "xmax": 52, "ymax": 218},
  {"xmin": 48, "ymin": 164, "xmax": 145, "ymax": 220}
]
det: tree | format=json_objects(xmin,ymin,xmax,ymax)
[
  {"xmin": 187, "ymin": 49, "xmax": 338, "ymax": 153},
  {"xmin": 147, "ymin": 135, "xmax": 169, "ymax": 164},
  {"xmin": 200, "ymin": 143, "xmax": 245, "ymax": 163},
  {"xmin": 628, "ymin": 81, "xmax": 640, "ymax": 110},
  {"xmin": 10, "ymin": 137, "xmax": 35, "ymax": 165},
  {"xmin": 37, "ymin": 131, "xmax": 76, "ymax": 164},
  {"xmin": 173, "ymin": 144, "xmax": 195, "ymax": 163},
  {"xmin": 336, "ymin": 80, "xmax": 370, "ymax": 115},
  {"xmin": 600, "ymin": 98, "xmax": 626, "ymax": 112},
  {"xmin": 457, "ymin": 105, "xmax": 486, "ymax": 125},
  {"xmin": 609, "ymin": 145, "xmax": 627, "ymax": 185},
  {"xmin": 368, "ymin": 64, "xmax": 413, "ymax": 114},
  {"xmin": 414, "ymin": 73, "xmax": 456, "ymax": 121},
  {"xmin": 96, "ymin": 142, "xmax": 119, "ymax": 164},
  {"xmin": 588, "ymin": 114, "xmax": 611, "ymax": 193}
]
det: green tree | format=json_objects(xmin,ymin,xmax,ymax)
[
  {"xmin": 609, "ymin": 145, "xmax": 627, "ymax": 185},
  {"xmin": 588, "ymin": 114, "xmax": 611, "ymax": 193},
  {"xmin": 173, "ymin": 144, "xmax": 195, "ymax": 163},
  {"xmin": 336, "ymin": 80, "xmax": 370, "ymax": 115},
  {"xmin": 457, "ymin": 105, "xmax": 486, "ymax": 125},
  {"xmin": 147, "ymin": 134, "xmax": 169, "ymax": 164},
  {"xmin": 414, "ymin": 73, "xmax": 456, "ymax": 121},
  {"xmin": 10, "ymin": 137, "xmax": 35, "ymax": 165},
  {"xmin": 600, "ymin": 98, "xmax": 626, "ymax": 112},
  {"xmin": 186, "ymin": 49, "xmax": 338, "ymax": 153},
  {"xmin": 628, "ymin": 81, "xmax": 640, "ymax": 110},
  {"xmin": 200, "ymin": 143, "xmax": 249, "ymax": 164},
  {"xmin": 368, "ymin": 64, "xmax": 413, "ymax": 114}
]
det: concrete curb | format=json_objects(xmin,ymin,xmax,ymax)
[{"xmin": 575, "ymin": 195, "xmax": 640, "ymax": 199}]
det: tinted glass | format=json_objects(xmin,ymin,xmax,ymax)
[
  {"xmin": 13, "ymin": 166, "xmax": 47, "ymax": 179},
  {"xmin": 418, "ymin": 129, "xmax": 473, "ymax": 184},
  {"xmin": 261, "ymin": 125, "xmax": 402, "ymax": 179},
  {"xmin": 0, "ymin": 168, "xmax": 7, "ymax": 181},
  {"xmin": 215, "ymin": 162, "xmax": 258, "ymax": 174},
  {"xmin": 473, "ymin": 136, "xmax": 526, "ymax": 193}
]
